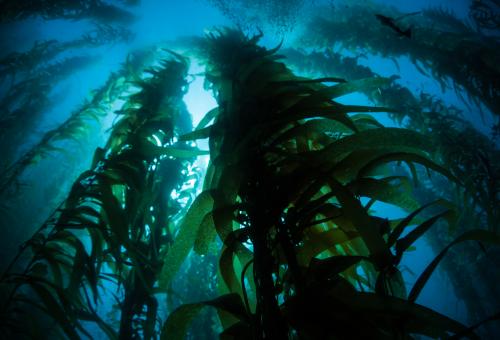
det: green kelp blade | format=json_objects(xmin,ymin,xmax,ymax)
[
  {"xmin": 270, "ymin": 118, "xmax": 354, "ymax": 147},
  {"xmin": 357, "ymin": 152, "xmax": 459, "ymax": 184},
  {"xmin": 394, "ymin": 210, "xmax": 456, "ymax": 262},
  {"xmin": 160, "ymin": 293, "xmax": 248, "ymax": 340},
  {"xmin": 196, "ymin": 107, "xmax": 219, "ymax": 130},
  {"xmin": 328, "ymin": 178, "xmax": 392, "ymax": 269},
  {"xmin": 158, "ymin": 190, "xmax": 215, "ymax": 288},
  {"xmin": 308, "ymin": 256, "xmax": 368, "ymax": 282},
  {"xmin": 285, "ymin": 77, "xmax": 392, "ymax": 112},
  {"xmin": 307, "ymin": 128, "xmax": 433, "ymax": 169},
  {"xmin": 337, "ymin": 293, "xmax": 475, "ymax": 338},
  {"xmin": 409, "ymin": 230, "xmax": 500, "ymax": 303},
  {"xmin": 178, "ymin": 125, "xmax": 213, "ymax": 141},
  {"xmin": 193, "ymin": 211, "xmax": 216, "ymax": 255},
  {"xmin": 140, "ymin": 144, "xmax": 209, "ymax": 159},
  {"xmin": 193, "ymin": 204, "xmax": 240, "ymax": 255},
  {"xmin": 348, "ymin": 176, "xmax": 420, "ymax": 212}
]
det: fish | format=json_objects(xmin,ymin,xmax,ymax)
[{"xmin": 375, "ymin": 14, "xmax": 413, "ymax": 38}]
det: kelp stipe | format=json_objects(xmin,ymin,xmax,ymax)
[
  {"xmin": 0, "ymin": 53, "xmax": 204, "ymax": 339},
  {"xmin": 159, "ymin": 29, "xmax": 499, "ymax": 339}
]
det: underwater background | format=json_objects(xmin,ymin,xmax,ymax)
[{"xmin": 0, "ymin": 0, "xmax": 499, "ymax": 338}]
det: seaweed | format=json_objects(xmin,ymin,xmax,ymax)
[
  {"xmin": 283, "ymin": 45, "xmax": 500, "ymax": 335},
  {"xmin": 469, "ymin": 0, "xmax": 500, "ymax": 31},
  {"xmin": 0, "ymin": 24, "xmax": 133, "ymax": 82},
  {"xmin": 303, "ymin": 0, "xmax": 500, "ymax": 123},
  {"xmin": 205, "ymin": 0, "xmax": 311, "ymax": 33},
  {"xmin": 0, "ymin": 0, "xmax": 137, "ymax": 24},
  {"xmin": 284, "ymin": 48, "xmax": 500, "ymax": 232},
  {"xmin": 1, "ymin": 8, "xmax": 499, "ymax": 336},
  {"xmin": 0, "ymin": 53, "xmax": 202, "ymax": 338},
  {"xmin": 0, "ymin": 55, "xmax": 99, "ymax": 169},
  {"xmin": 0, "ymin": 24, "xmax": 134, "ymax": 181},
  {"xmin": 0, "ymin": 47, "xmax": 161, "ymax": 198},
  {"xmin": 158, "ymin": 30, "xmax": 498, "ymax": 339}
]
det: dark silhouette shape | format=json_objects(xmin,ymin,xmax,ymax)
[{"xmin": 375, "ymin": 14, "xmax": 413, "ymax": 38}]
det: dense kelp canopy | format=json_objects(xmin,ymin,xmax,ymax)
[{"xmin": 0, "ymin": 0, "xmax": 499, "ymax": 338}]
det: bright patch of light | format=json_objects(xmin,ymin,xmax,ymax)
[
  {"xmin": 111, "ymin": 99, "xmax": 126, "ymax": 112},
  {"xmin": 152, "ymin": 134, "xmax": 162, "ymax": 146},
  {"xmin": 360, "ymin": 197, "xmax": 407, "ymax": 220},
  {"xmin": 183, "ymin": 62, "xmax": 218, "ymax": 128}
]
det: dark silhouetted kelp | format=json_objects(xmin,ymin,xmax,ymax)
[
  {"xmin": 283, "ymin": 47, "xmax": 500, "ymax": 334},
  {"xmin": 1, "ymin": 1, "xmax": 500, "ymax": 338},
  {"xmin": 0, "ymin": 53, "xmax": 206, "ymax": 338},
  {"xmin": 159, "ymin": 30, "xmax": 499, "ymax": 339},
  {"xmin": 469, "ymin": 0, "xmax": 500, "ymax": 31}
]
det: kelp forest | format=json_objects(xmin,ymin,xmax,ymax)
[{"xmin": 0, "ymin": 0, "xmax": 499, "ymax": 339}]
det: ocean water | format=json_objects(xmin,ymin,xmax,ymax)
[{"xmin": 0, "ymin": 0, "xmax": 499, "ymax": 338}]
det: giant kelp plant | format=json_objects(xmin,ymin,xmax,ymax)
[
  {"xmin": 283, "ymin": 47, "xmax": 500, "ymax": 332},
  {"xmin": 1, "ymin": 0, "xmax": 500, "ymax": 339},
  {"xmin": 0, "ymin": 53, "xmax": 204, "ymax": 338},
  {"xmin": 157, "ymin": 29, "xmax": 500, "ymax": 339},
  {"xmin": 290, "ymin": 1, "xmax": 500, "ymax": 333}
]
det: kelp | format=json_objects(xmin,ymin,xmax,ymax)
[
  {"xmin": 0, "ymin": 53, "xmax": 201, "ymax": 338},
  {"xmin": 0, "ymin": 55, "xmax": 99, "ymax": 169},
  {"xmin": 283, "ymin": 46, "xmax": 500, "ymax": 334},
  {"xmin": 159, "ymin": 29, "xmax": 497, "ymax": 339},
  {"xmin": 284, "ymin": 48, "xmax": 500, "ymax": 234},
  {"xmin": 469, "ymin": 0, "xmax": 500, "ymax": 31},
  {"xmin": 422, "ymin": 7, "xmax": 476, "ymax": 33},
  {"xmin": 303, "ymin": 0, "xmax": 500, "ymax": 124},
  {"xmin": 0, "ymin": 0, "xmax": 137, "ymax": 24},
  {"xmin": 0, "ymin": 47, "xmax": 158, "ymax": 197},
  {"xmin": 0, "ymin": 24, "xmax": 133, "ymax": 82},
  {"xmin": 0, "ymin": 24, "xmax": 134, "ymax": 183},
  {"xmin": 206, "ymin": 0, "xmax": 311, "ymax": 33}
]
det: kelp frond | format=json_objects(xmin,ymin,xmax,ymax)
[
  {"xmin": 0, "ymin": 51, "xmax": 200, "ymax": 339},
  {"xmin": 157, "ymin": 29, "xmax": 499, "ymax": 339}
]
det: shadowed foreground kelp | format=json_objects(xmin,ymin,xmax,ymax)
[
  {"xmin": 160, "ymin": 30, "xmax": 500, "ymax": 339},
  {"xmin": 283, "ymin": 48, "xmax": 500, "ymax": 235},
  {"xmin": 283, "ymin": 47, "xmax": 500, "ymax": 335},
  {"xmin": 0, "ymin": 54, "xmax": 205, "ymax": 339},
  {"xmin": 1, "ymin": 28, "xmax": 500, "ymax": 339}
]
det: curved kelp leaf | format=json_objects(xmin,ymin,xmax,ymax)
[
  {"xmin": 159, "ymin": 191, "xmax": 215, "ymax": 287},
  {"xmin": 409, "ymin": 230, "xmax": 500, "ymax": 303},
  {"xmin": 160, "ymin": 293, "xmax": 248, "ymax": 340}
]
